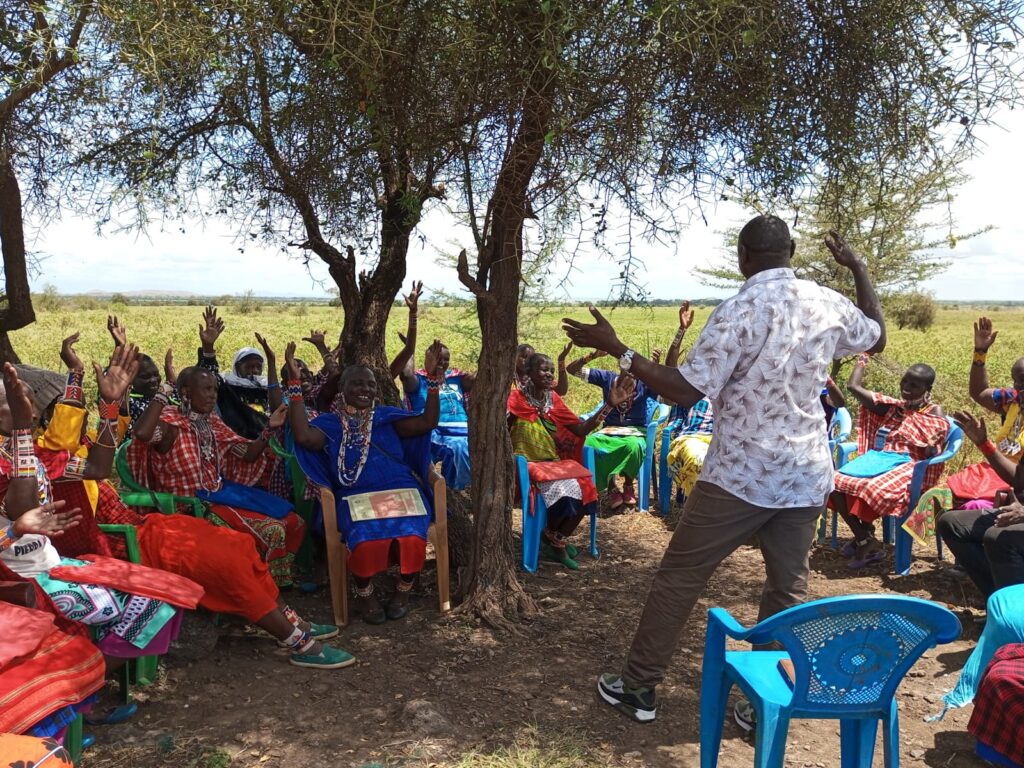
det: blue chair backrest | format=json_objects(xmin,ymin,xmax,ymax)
[
  {"xmin": 743, "ymin": 595, "xmax": 960, "ymax": 714},
  {"xmin": 828, "ymin": 407, "xmax": 852, "ymax": 443}
]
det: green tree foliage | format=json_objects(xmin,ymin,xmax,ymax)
[{"xmin": 885, "ymin": 291, "xmax": 939, "ymax": 331}]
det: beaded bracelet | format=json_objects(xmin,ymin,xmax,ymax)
[
  {"xmin": 979, "ymin": 440, "xmax": 998, "ymax": 457},
  {"xmin": 856, "ymin": 353, "xmax": 871, "ymax": 368},
  {"xmin": 267, "ymin": 382, "xmax": 281, "ymax": 390},
  {"xmin": 409, "ymin": 314, "xmax": 418, "ymax": 326},
  {"xmin": 973, "ymin": 349, "xmax": 988, "ymax": 366},
  {"xmin": 597, "ymin": 403, "xmax": 614, "ymax": 421},
  {"xmin": 64, "ymin": 369, "xmax": 84, "ymax": 403},
  {"xmin": 13, "ymin": 429, "xmax": 37, "ymax": 479},
  {"xmin": 98, "ymin": 399, "xmax": 120, "ymax": 420},
  {"xmin": 426, "ymin": 377, "xmax": 442, "ymax": 392},
  {"xmin": 257, "ymin": 426, "xmax": 275, "ymax": 443},
  {"xmin": 285, "ymin": 381, "xmax": 304, "ymax": 403},
  {"xmin": 672, "ymin": 327, "xmax": 686, "ymax": 346},
  {"xmin": 153, "ymin": 392, "xmax": 170, "ymax": 407}
]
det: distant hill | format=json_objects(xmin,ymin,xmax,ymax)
[{"xmin": 84, "ymin": 290, "xmax": 200, "ymax": 298}]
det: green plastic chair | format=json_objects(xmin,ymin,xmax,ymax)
[{"xmin": 114, "ymin": 439, "xmax": 205, "ymax": 518}]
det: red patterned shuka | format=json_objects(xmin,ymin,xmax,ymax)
[
  {"xmin": 832, "ymin": 393, "xmax": 949, "ymax": 522},
  {"xmin": 969, "ymin": 642, "xmax": 1024, "ymax": 766}
]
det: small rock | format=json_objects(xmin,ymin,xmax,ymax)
[
  {"xmin": 623, "ymin": 751, "xmax": 642, "ymax": 759},
  {"xmin": 402, "ymin": 699, "xmax": 451, "ymax": 736},
  {"xmin": 923, "ymin": 694, "xmax": 940, "ymax": 704},
  {"xmin": 910, "ymin": 749, "xmax": 925, "ymax": 758}
]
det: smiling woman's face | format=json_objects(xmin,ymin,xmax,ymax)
[{"xmin": 342, "ymin": 367, "xmax": 377, "ymax": 410}]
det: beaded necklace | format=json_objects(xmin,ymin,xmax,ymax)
[
  {"xmin": 522, "ymin": 382, "xmax": 553, "ymax": 417},
  {"xmin": 0, "ymin": 439, "xmax": 51, "ymax": 506},
  {"xmin": 337, "ymin": 405, "xmax": 375, "ymax": 487}
]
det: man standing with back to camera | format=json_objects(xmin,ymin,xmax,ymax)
[{"xmin": 562, "ymin": 215, "xmax": 886, "ymax": 724}]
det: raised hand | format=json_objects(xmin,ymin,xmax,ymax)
[
  {"xmin": 606, "ymin": 374, "xmax": 636, "ymax": 408},
  {"xmin": 558, "ymin": 341, "xmax": 573, "ymax": 361},
  {"xmin": 302, "ymin": 329, "xmax": 329, "ymax": 352},
  {"xmin": 164, "ymin": 348, "xmax": 177, "ymax": 386},
  {"xmin": 824, "ymin": 230, "xmax": 862, "ymax": 269},
  {"xmin": 60, "ymin": 332, "xmax": 84, "ymax": 372},
  {"xmin": 3, "ymin": 363, "xmax": 35, "ymax": 429},
  {"xmin": 199, "ymin": 305, "xmax": 225, "ymax": 349},
  {"xmin": 952, "ymin": 410, "xmax": 988, "ymax": 446},
  {"xmin": 94, "ymin": 344, "xmax": 140, "ymax": 403},
  {"xmin": 404, "ymin": 280, "xmax": 423, "ymax": 313},
  {"xmin": 268, "ymin": 404, "xmax": 288, "ymax": 430},
  {"xmin": 678, "ymin": 301, "xmax": 694, "ymax": 330},
  {"xmin": 651, "ymin": 348, "xmax": 663, "ymax": 365},
  {"xmin": 974, "ymin": 317, "xmax": 997, "ymax": 351},
  {"xmin": 254, "ymin": 332, "xmax": 277, "ymax": 367},
  {"xmin": 562, "ymin": 307, "xmax": 625, "ymax": 356},
  {"xmin": 107, "ymin": 315, "xmax": 127, "ymax": 348},
  {"xmin": 13, "ymin": 500, "xmax": 82, "ymax": 538},
  {"xmin": 284, "ymin": 342, "xmax": 302, "ymax": 381},
  {"xmin": 425, "ymin": 338, "xmax": 446, "ymax": 378}
]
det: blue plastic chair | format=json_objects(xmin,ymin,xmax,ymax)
[
  {"xmin": 830, "ymin": 417, "xmax": 962, "ymax": 574},
  {"xmin": 700, "ymin": 594, "xmax": 961, "ymax": 768},
  {"xmin": 516, "ymin": 446, "xmax": 599, "ymax": 573},
  {"xmin": 581, "ymin": 398, "xmax": 671, "ymax": 513},
  {"xmin": 816, "ymin": 408, "xmax": 853, "ymax": 542},
  {"xmin": 657, "ymin": 414, "xmax": 685, "ymax": 515}
]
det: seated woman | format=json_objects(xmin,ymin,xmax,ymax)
[
  {"xmin": 194, "ymin": 306, "xmax": 281, "ymax": 439},
  {"xmin": 831, "ymin": 355, "xmax": 949, "ymax": 568},
  {"xmin": 944, "ymin": 317, "xmax": 1024, "ymax": 506},
  {"xmin": 0, "ymin": 504, "xmax": 105, "ymax": 743},
  {"xmin": 399, "ymin": 338, "xmax": 474, "ymax": 491},
  {"xmin": 0, "ymin": 359, "xmax": 185, "ymax": 671},
  {"xmin": 938, "ymin": 412, "xmax": 1024, "ymax": 598},
  {"xmin": 94, "ymin": 487, "xmax": 353, "ymax": 669},
  {"xmin": 130, "ymin": 367, "xmax": 305, "ymax": 587},
  {"xmin": 567, "ymin": 350, "xmax": 658, "ymax": 509},
  {"xmin": 514, "ymin": 342, "xmax": 570, "ymax": 396},
  {"xmin": 666, "ymin": 397, "xmax": 715, "ymax": 501},
  {"xmin": 508, "ymin": 353, "xmax": 631, "ymax": 568},
  {"xmin": 288, "ymin": 342, "xmax": 441, "ymax": 624}
]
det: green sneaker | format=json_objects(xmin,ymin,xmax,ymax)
[
  {"xmin": 308, "ymin": 622, "xmax": 339, "ymax": 641},
  {"xmin": 541, "ymin": 541, "xmax": 579, "ymax": 570},
  {"xmin": 564, "ymin": 541, "xmax": 579, "ymax": 558},
  {"xmin": 597, "ymin": 674, "xmax": 657, "ymax": 723},
  {"xmin": 290, "ymin": 645, "xmax": 355, "ymax": 670}
]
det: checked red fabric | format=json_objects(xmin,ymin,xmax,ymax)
[{"xmin": 969, "ymin": 642, "xmax": 1024, "ymax": 766}]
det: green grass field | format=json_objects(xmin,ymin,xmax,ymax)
[{"xmin": 13, "ymin": 302, "xmax": 1024, "ymax": 471}]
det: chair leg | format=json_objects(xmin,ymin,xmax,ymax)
[
  {"xmin": 752, "ymin": 702, "xmax": 789, "ymax": 768},
  {"xmin": 522, "ymin": 496, "xmax": 546, "ymax": 573},
  {"xmin": 339, "ymin": 548, "xmax": 349, "ymax": 627},
  {"xmin": 589, "ymin": 506, "xmax": 599, "ymax": 559},
  {"xmin": 119, "ymin": 661, "xmax": 132, "ymax": 705},
  {"xmin": 840, "ymin": 718, "xmax": 879, "ymax": 768},
  {"xmin": 698, "ymin": 675, "xmax": 732, "ymax": 768},
  {"xmin": 881, "ymin": 700, "xmax": 900, "ymax": 768},
  {"xmin": 831, "ymin": 507, "xmax": 839, "ymax": 549},
  {"xmin": 893, "ymin": 524, "xmax": 912, "ymax": 576},
  {"xmin": 65, "ymin": 713, "xmax": 84, "ymax": 765},
  {"xmin": 638, "ymin": 455, "xmax": 650, "ymax": 513}
]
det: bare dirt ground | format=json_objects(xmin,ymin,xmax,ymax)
[{"xmin": 87, "ymin": 506, "xmax": 986, "ymax": 768}]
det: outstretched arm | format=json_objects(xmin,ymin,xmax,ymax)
[
  {"xmin": 563, "ymin": 374, "xmax": 636, "ymax": 437},
  {"xmin": 969, "ymin": 317, "xmax": 1003, "ymax": 414},
  {"xmin": 824, "ymin": 232, "xmax": 886, "ymax": 354},
  {"xmin": 197, "ymin": 305, "xmax": 224, "ymax": 371},
  {"xmin": 562, "ymin": 308, "xmax": 705, "ymax": 408},
  {"xmin": 953, "ymin": 411, "xmax": 1019, "ymax": 486},
  {"xmin": 389, "ymin": 281, "xmax": 422, "ymax": 379},
  {"xmin": 846, "ymin": 355, "xmax": 889, "ymax": 416},
  {"xmin": 284, "ymin": 342, "xmax": 327, "ymax": 451},
  {"xmin": 1, "ymin": 365, "xmax": 43, "ymax": 519},
  {"xmin": 82, "ymin": 344, "xmax": 141, "ymax": 479},
  {"xmin": 824, "ymin": 376, "xmax": 846, "ymax": 409},
  {"xmin": 566, "ymin": 349, "xmax": 606, "ymax": 379},
  {"xmin": 664, "ymin": 301, "xmax": 694, "ymax": 368},
  {"xmin": 554, "ymin": 342, "xmax": 573, "ymax": 396},
  {"xmin": 394, "ymin": 339, "xmax": 443, "ymax": 437},
  {"xmin": 255, "ymin": 333, "xmax": 282, "ymax": 411}
]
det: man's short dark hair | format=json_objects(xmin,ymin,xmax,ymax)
[{"xmin": 739, "ymin": 215, "xmax": 792, "ymax": 257}]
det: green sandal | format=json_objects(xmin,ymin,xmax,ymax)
[{"xmin": 541, "ymin": 541, "xmax": 579, "ymax": 570}]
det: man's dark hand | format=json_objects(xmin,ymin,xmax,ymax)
[{"xmin": 562, "ymin": 307, "xmax": 627, "ymax": 357}]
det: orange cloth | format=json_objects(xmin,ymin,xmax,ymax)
[
  {"xmin": 136, "ymin": 515, "xmax": 280, "ymax": 622},
  {"xmin": 0, "ymin": 733, "xmax": 73, "ymax": 765},
  {"xmin": 0, "ymin": 603, "xmax": 54, "ymax": 669},
  {"xmin": 347, "ymin": 536, "xmax": 427, "ymax": 578},
  {"xmin": 48, "ymin": 555, "xmax": 204, "ymax": 609}
]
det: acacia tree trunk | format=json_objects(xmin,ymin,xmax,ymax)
[
  {"xmin": 457, "ymin": 59, "xmax": 557, "ymax": 628},
  {"xmin": 0, "ymin": 154, "xmax": 36, "ymax": 365}
]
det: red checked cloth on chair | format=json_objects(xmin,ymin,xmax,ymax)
[
  {"xmin": 0, "ymin": 603, "xmax": 105, "ymax": 734},
  {"xmin": 525, "ymin": 460, "xmax": 599, "ymax": 513},
  {"xmin": 833, "ymin": 394, "xmax": 949, "ymax": 522},
  {"xmin": 969, "ymin": 643, "xmax": 1024, "ymax": 766}
]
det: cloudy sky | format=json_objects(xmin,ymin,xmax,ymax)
[{"xmin": 28, "ymin": 109, "xmax": 1024, "ymax": 302}]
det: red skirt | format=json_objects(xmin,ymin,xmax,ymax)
[{"xmin": 347, "ymin": 536, "xmax": 427, "ymax": 578}]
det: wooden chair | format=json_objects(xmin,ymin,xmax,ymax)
[{"xmin": 318, "ymin": 469, "xmax": 451, "ymax": 626}]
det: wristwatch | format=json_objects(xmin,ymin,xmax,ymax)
[{"xmin": 619, "ymin": 349, "xmax": 635, "ymax": 372}]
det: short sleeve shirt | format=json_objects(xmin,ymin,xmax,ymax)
[{"xmin": 679, "ymin": 268, "xmax": 880, "ymax": 508}]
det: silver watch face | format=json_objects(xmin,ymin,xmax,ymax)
[{"xmin": 619, "ymin": 352, "xmax": 632, "ymax": 370}]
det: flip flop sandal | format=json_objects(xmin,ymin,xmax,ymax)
[
  {"xmin": 848, "ymin": 549, "xmax": 886, "ymax": 570},
  {"xmin": 838, "ymin": 540, "xmax": 857, "ymax": 558},
  {"xmin": 85, "ymin": 702, "xmax": 138, "ymax": 726},
  {"xmin": 607, "ymin": 491, "xmax": 625, "ymax": 510}
]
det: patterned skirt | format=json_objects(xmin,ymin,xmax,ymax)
[
  {"xmin": 33, "ymin": 558, "xmax": 180, "ymax": 658},
  {"xmin": 204, "ymin": 503, "xmax": 304, "ymax": 587},
  {"xmin": 668, "ymin": 434, "xmax": 712, "ymax": 497},
  {"xmin": 585, "ymin": 431, "xmax": 645, "ymax": 489}
]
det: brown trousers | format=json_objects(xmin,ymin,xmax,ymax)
[{"xmin": 622, "ymin": 480, "xmax": 823, "ymax": 689}]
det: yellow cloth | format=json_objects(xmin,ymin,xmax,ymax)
[
  {"xmin": 34, "ymin": 402, "xmax": 127, "ymax": 514},
  {"xmin": 994, "ymin": 402, "xmax": 1024, "ymax": 460},
  {"xmin": 668, "ymin": 434, "xmax": 712, "ymax": 496},
  {"xmin": 509, "ymin": 418, "xmax": 560, "ymax": 462}
]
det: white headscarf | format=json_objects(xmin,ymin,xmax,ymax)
[{"xmin": 223, "ymin": 347, "xmax": 268, "ymax": 389}]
